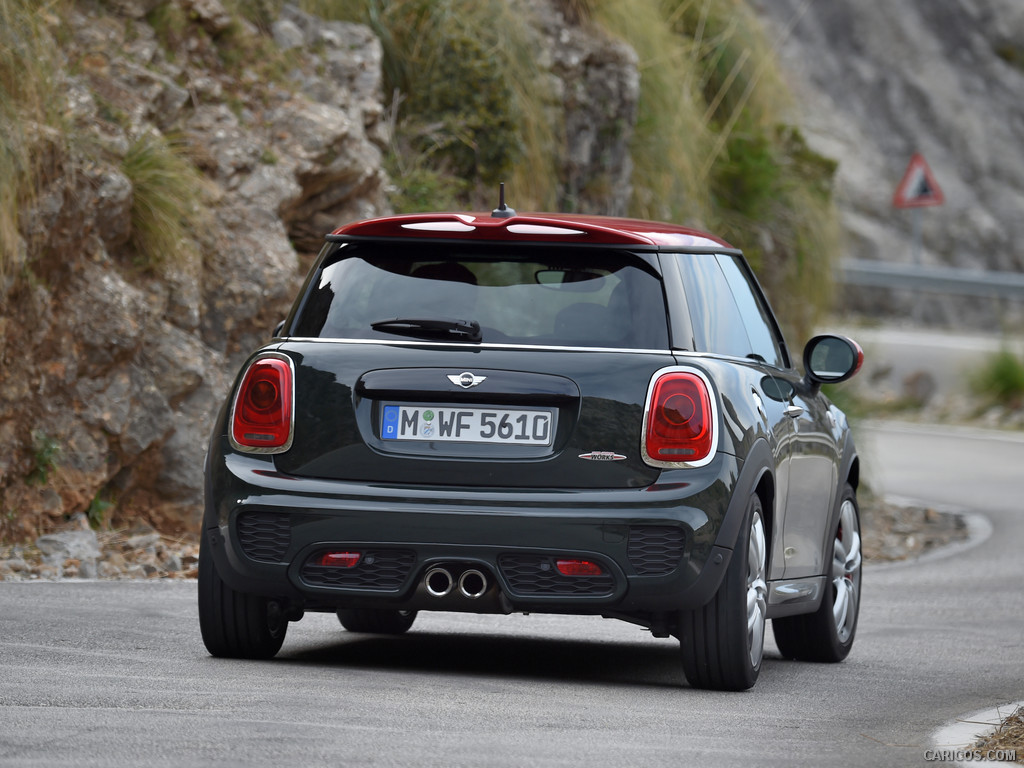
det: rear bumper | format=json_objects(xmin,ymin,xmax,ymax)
[{"xmin": 204, "ymin": 444, "xmax": 743, "ymax": 616}]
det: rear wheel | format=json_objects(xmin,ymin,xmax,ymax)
[
  {"xmin": 678, "ymin": 492, "xmax": 767, "ymax": 691},
  {"xmin": 773, "ymin": 484, "xmax": 861, "ymax": 662},
  {"xmin": 198, "ymin": 535, "xmax": 287, "ymax": 659},
  {"xmin": 337, "ymin": 608, "xmax": 417, "ymax": 635}
]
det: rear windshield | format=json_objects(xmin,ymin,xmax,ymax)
[{"xmin": 290, "ymin": 242, "xmax": 669, "ymax": 349}]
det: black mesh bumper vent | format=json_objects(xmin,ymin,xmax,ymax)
[
  {"xmin": 627, "ymin": 525, "xmax": 685, "ymax": 575},
  {"xmin": 237, "ymin": 512, "xmax": 291, "ymax": 562},
  {"xmin": 498, "ymin": 554, "xmax": 614, "ymax": 596},
  {"xmin": 300, "ymin": 549, "xmax": 416, "ymax": 591}
]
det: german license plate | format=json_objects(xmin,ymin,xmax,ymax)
[{"xmin": 381, "ymin": 405, "xmax": 554, "ymax": 445}]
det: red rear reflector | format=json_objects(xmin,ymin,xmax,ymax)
[
  {"xmin": 231, "ymin": 356, "xmax": 293, "ymax": 451},
  {"xmin": 555, "ymin": 559, "xmax": 604, "ymax": 577},
  {"xmin": 644, "ymin": 371, "xmax": 715, "ymax": 466},
  {"xmin": 318, "ymin": 552, "xmax": 361, "ymax": 568}
]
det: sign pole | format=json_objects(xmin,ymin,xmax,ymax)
[{"xmin": 911, "ymin": 207, "xmax": 922, "ymax": 265}]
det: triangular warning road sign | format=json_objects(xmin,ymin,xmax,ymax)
[{"xmin": 893, "ymin": 153, "xmax": 944, "ymax": 209}]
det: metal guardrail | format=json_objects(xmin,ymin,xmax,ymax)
[{"xmin": 839, "ymin": 259, "xmax": 1024, "ymax": 299}]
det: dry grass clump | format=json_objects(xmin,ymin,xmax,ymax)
[
  {"xmin": 969, "ymin": 706, "xmax": 1024, "ymax": 763},
  {"xmin": 0, "ymin": 0, "xmax": 68, "ymax": 282},
  {"xmin": 121, "ymin": 131, "xmax": 210, "ymax": 271}
]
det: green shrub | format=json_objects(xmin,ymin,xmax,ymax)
[
  {"xmin": 27, "ymin": 430, "xmax": 60, "ymax": 486},
  {"xmin": 971, "ymin": 349, "xmax": 1024, "ymax": 409},
  {"xmin": 86, "ymin": 493, "xmax": 114, "ymax": 530}
]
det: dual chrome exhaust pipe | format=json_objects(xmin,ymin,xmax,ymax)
[{"xmin": 424, "ymin": 566, "xmax": 488, "ymax": 599}]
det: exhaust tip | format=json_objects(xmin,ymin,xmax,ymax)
[
  {"xmin": 458, "ymin": 569, "xmax": 488, "ymax": 599},
  {"xmin": 425, "ymin": 567, "xmax": 454, "ymax": 597}
]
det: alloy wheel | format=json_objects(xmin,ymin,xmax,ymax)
[
  {"xmin": 746, "ymin": 509, "xmax": 768, "ymax": 668},
  {"xmin": 832, "ymin": 498, "xmax": 862, "ymax": 644}
]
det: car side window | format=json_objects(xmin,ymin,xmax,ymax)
[
  {"xmin": 676, "ymin": 253, "xmax": 752, "ymax": 359},
  {"xmin": 714, "ymin": 254, "xmax": 786, "ymax": 369}
]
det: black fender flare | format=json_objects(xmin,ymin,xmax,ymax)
[
  {"xmin": 676, "ymin": 441, "xmax": 774, "ymax": 611},
  {"xmin": 713, "ymin": 439, "xmax": 775, "ymax": 554}
]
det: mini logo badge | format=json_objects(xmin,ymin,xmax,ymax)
[
  {"xmin": 578, "ymin": 451, "xmax": 627, "ymax": 461},
  {"xmin": 447, "ymin": 372, "xmax": 486, "ymax": 389}
]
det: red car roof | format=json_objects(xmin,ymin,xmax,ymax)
[{"xmin": 333, "ymin": 212, "xmax": 733, "ymax": 249}]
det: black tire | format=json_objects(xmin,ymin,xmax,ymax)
[
  {"xmin": 773, "ymin": 483, "xmax": 862, "ymax": 663},
  {"xmin": 678, "ymin": 492, "xmax": 768, "ymax": 691},
  {"xmin": 337, "ymin": 608, "xmax": 417, "ymax": 635},
  {"xmin": 198, "ymin": 535, "xmax": 287, "ymax": 659}
]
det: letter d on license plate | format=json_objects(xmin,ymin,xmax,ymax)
[{"xmin": 381, "ymin": 404, "xmax": 553, "ymax": 446}]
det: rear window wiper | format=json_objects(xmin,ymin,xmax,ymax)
[{"xmin": 370, "ymin": 317, "xmax": 482, "ymax": 342}]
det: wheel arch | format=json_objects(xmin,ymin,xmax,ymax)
[
  {"xmin": 845, "ymin": 453, "xmax": 861, "ymax": 492},
  {"xmin": 829, "ymin": 434, "xmax": 861, "ymax": 553},
  {"xmin": 714, "ymin": 438, "xmax": 775, "ymax": 554},
  {"xmin": 753, "ymin": 464, "xmax": 776, "ymax": 573}
]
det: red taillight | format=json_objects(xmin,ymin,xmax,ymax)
[
  {"xmin": 643, "ymin": 371, "xmax": 715, "ymax": 466},
  {"xmin": 231, "ymin": 356, "xmax": 293, "ymax": 452},
  {"xmin": 555, "ymin": 559, "xmax": 604, "ymax": 577},
  {"xmin": 318, "ymin": 552, "xmax": 361, "ymax": 568}
]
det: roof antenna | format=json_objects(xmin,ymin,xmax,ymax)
[{"xmin": 491, "ymin": 182, "xmax": 516, "ymax": 218}]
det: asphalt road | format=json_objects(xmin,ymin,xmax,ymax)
[{"xmin": 1, "ymin": 421, "xmax": 1022, "ymax": 767}]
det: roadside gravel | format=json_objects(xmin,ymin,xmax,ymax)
[{"xmin": 0, "ymin": 520, "xmax": 198, "ymax": 581}]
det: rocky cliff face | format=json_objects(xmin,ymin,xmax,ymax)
[
  {"xmin": 1, "ymin": 1, "xmax": 392, "ymax": 538},
  {"xmin": 749, "ymin": 0, "xmax": 1024, "ymax": 322},
  {"xmin": 0, "ymin": 0, "xmax": 642, "ymax": 539}
]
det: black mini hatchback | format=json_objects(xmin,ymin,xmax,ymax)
[{"xmin": 199, "ymin": 206, "xmax": 863, "ymax": 690}]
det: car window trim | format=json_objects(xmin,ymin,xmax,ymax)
[
  {"xmin": 656, "ymin": 251, "xmax": 696, "ymax": 352},
  {"xmin": 716, "ymin": 253, "xmax": 793, "ymax": 371},
  {"xmin": 713, "ymin": 253, "xmax": 788, "ymax": 370}
]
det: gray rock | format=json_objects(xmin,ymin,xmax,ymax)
[
  {"xmin": 36, "ymin": 529, "xmax": 102, "ymax": 562},
  {"xmin": 66, "ymin": 259, "xmax": 155, "ymax": 374},
  {"xmin": 138, "ymin": 323, "xmax": 211, "ymax": 405},
  {"xmin": 185, "ymin": 0, "xmax": 233, "ymax": 34},
  {"xmin": 77, "ymin": 372, "xmax": 133, "ymax": 434},
  {"xmin": 272, "ymin": 19, "xmax": 306, "ymax": 50},
  {"xmin": 519, "ymin": 0, "xmax": 639, "ymax": 216},
  {"xmin": 236, "ymin": 164, "xmax": 304, "ymax": 217},
  {"xmin": 121, "ymin": 367, "xmax": 174, "ymax": 457},
  {"xmin": 185, "ymin": 105, "xmax": 261, "ymax": 182},
  {"xmin": 92, "ymin": 168, "xmax": 134, "ymax": 250},
  {"xmin": 156, "ymin": 373, "xmax": 228, "ymax": 510}
]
